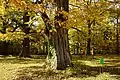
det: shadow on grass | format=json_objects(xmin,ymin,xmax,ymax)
[
  {"xmin": 13, "ymin": 62, "xmax": 120, "ymax": 80},
  {"xmin": 71, "ymin": 63, "xmax": 120, "ymax": 78},
  {"xmin": 0, "ymin": 56, "xmax": 45, "ymax": 64},
  {"xmin": 71, "ymin": 55, "xmax": 120, "ymax": 77},
  {"xmin": 14, "ymin": 66, "xmax": 68, "ymax": 80},
  {"xmin": 1, "ymin": 55, "xmax": 120, "ymax": 80}
]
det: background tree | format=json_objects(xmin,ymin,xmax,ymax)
[{"xmin": 67, "ymin": 0, "xmax": 110, "ymax": 55}]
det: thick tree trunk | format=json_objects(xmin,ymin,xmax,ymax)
[
  {"xmin": 41, "ymin": 0, "xmax": 71, "ymax": 70},
  {"xmin": 22, "ymin": 37, "xmax": 30, "ymax": 57},
  {"xmin": 53, "ymin": 28, "xmax": 71, "ymax": 70},
  {"xmin": 53, "ymin": 0, "xmax": 71, "ymax": 70},
  {"xmin": 20, "ymin": 12, "xmax": 30, "ymax": 57}
]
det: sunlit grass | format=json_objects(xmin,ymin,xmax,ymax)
[
  {"xmin": 0, "ymin": 56, "xmax": 45, "ymax": 80},
  {"xmin": 1, "ymin": 55, "xmax": 120, "ymax": 80}
]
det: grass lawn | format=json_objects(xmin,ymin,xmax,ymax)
[
  {"xmin": 0, "ymin": 56, "xmax": 45, "ymax": 80},
  {"xmin": 0, "ymin": 55, "xmax": 120, "ymax": 80}
]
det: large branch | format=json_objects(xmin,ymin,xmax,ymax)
[
  {"xmin": 71, "ymin": 27, "xmax": 86, "ymax": 37},
  {"xmin": 41, "ymin": 12, "xmax": 52, "ymax": 36}
]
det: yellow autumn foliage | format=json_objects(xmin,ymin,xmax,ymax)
[
  {"xmin": 0, "ymin": 32, "xmax": 25, "ymax": 42},
  {"xmin": 65, "ymin": 1, "xmax": 109, "ymax": 29},
  {"xmin": 10, "ymin": 0, "xmax": 44, "ymax": 12},
  {"xmin": 0, "ymin": 6, "xmax": 5, "ymax": 15}
]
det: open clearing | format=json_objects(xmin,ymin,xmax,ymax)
[{"xmin": 0, "ymin": 55, "xmax": 120, "ymax": 80}]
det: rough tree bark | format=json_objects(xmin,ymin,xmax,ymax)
[
  {"xmin": 41, "ymin": 0, "xmax": 71, "ymax": 70},
  {"xmin": 53, "ymin": 0, "xmax": 71, "ymax": 70},
  {"xmin": 53, "ymin": 27, "xmax": 71, "ymax": 69}
]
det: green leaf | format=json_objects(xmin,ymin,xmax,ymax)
[{"xmin": 100, "ymin": 57, "xmax": 104, "ymax": 64}]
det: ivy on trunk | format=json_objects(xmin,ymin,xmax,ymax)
[{"xmin": 41, "ymin": 0, "xmax": 72, "ymax": 70}]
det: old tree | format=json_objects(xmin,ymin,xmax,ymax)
[
  {"xmin": 43, "ymin": 0, "xmax": 72, "ymax": 70},
  {"xmin": 5, "ymin": 0, "xmax": 72, "ymax": 70}
]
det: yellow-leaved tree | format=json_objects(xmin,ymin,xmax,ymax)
[{"xmin": 67, "ymin": 0, "xmax": 110, "ymax": 55}]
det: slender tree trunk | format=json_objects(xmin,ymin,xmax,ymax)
[
  {"xmin": 45, "ymin": 41, "xmax": 48, "ymax": 54},
  {"xmin": 87, "ymin": 20, "xmax": 91, "ymax": 55},
  {"xmin": 116, "ymin": 15, "xmax": 119, "ymax": 54},
  {"xmin": 73, "ymin": 45, "xmax": 76, "ymax": 54},
  {"xmin": 76, "ymin": 43, "xmax": 79, "ymax": 54}
]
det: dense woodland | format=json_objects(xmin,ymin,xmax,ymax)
[{"xmin": 1, "ymin": 0, "xmax": 120, "ymax": 80}]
